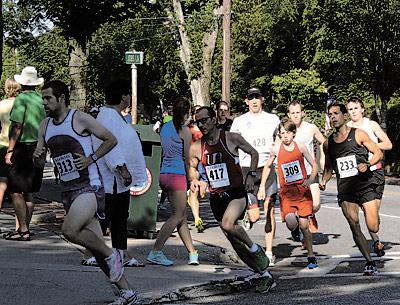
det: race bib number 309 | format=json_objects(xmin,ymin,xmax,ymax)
[
  {"xmin": 336, "ymin": 155, "xmax": 358, "ymax": 178},
  {"xmin": 281, "ymin": 160, "xmax": 303, "ymax": 183},
  {"xmin": 53, "ymin": 153, "xmax": 80, "ymax": 182},
  {"xmin": 205, "ymin": 163, "xmax": 230, "ymax": 188}
]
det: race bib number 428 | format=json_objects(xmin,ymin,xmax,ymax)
[
  {"xmin": 53, "ymin": 153, "xmax": 80, "ymax": 182},
  {"xmin": 205, "ymin": 163, "xmax": 230, "ymax": 188},
  {"xmin": 336, "ymin": 155, "xmax": 358, "ymax": 178}
]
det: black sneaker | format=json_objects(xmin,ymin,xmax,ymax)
[
  {"xmin": 363, "ymin": 261, "xmax": 378, "ymax": 276},
  {"xmin": 291, "ymin": 225, "xmax": 304, "ymax": 242},
  {"xmin": 307, "ymin": 256, "xmax": 318, "ymax": 269},
  {"xmin": 373, "ymin": 240, "xmax": 385, "ymax": 257}
]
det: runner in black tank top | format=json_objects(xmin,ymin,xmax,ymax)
[
  {"xmin": 320, "ymin": 102, "xmax": 383, "ymax": 276},
  {"xmin": 189, "ymin": 106, "xmax": 276, "ymax": 293}
]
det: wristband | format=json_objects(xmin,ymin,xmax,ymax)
[
  {"xmin": 90, "ymin": 153, "xmax": 98, "ymax": 163},
  {"xmin": 7, "ymin": 149, "xmax": 13, "ymax": 153}
]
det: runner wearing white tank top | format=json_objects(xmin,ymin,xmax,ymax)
[
  {"xmin": 231, "ymin": 87, "xmax": 280, "ymax": 265},
  {"xmin": 346, "ymin": 96, "xmax": 392, "ymax": 257},
  {"xmin": 287, "ymin": 101, "xmax": 326, "ymax": 233}
]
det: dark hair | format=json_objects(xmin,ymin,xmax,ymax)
[
  {"xmin": 195, "ymin": 106, "xmax": 216, "ymax": 119},
  {"xmin": 346, "ymin": 96, "xmax": 365, "ymax": 109},
  {"xmin": 279, "ymin": 117, "xmax": 297, "ymax": 134},
  {"xmin": 42, "ymin": 80, "xmax": 70, "ymax": 106},
  {"xmin": 287, "ymin": 100, "xmax": 303, "ymax": 112},
  {"xmin": 215, "ymin": 100, "xmax": 229, "ymax": 110},
  {"xmin": 172, "ymin": 97, "xmax": 191, "ymax": 131},
  {"xmin": 327, "ymin": 101, "xmax": 347, "ymax": 114},
  {"xmin": 105, "ymin": 80, "xmax": 131, "ymax": 105}
]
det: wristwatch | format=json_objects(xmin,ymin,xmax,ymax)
[
  {"xmin": 247, "ymin": 170, "xmax": 257, "ymax": 177},
  {"xmin": 90, "ymin": 153, "xmax": 98, "ymax": 163}
]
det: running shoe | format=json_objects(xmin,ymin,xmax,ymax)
[
  {"xmin": 291, "ymin": 225, "xmax": 304, "ymax": 242},
  {"xmin": 363, "ymin": 261, "xmax": 378, "ymax": 276},
  {"xmin": 105, "ymin": 249, "xmax": 124, "ymax": 283},
  {"xmin": 146, "ymin": 251, "xmax": 174, "ymax": 266},
  {"xmin": 309, "ymin": 214, "xmax": 319, "ymax": 233},
  {"xmin": 195, "ymin": 217, "xmax": 204, "ymax": 233},
  {"xmin": 188, "ymin": 251, "xmax": 199, "ymax": 265},
  {"xmin": 255, "ymin": 272, "xmax": 276, "ymax": 293},
  {"xmin": 250, "ymin": 244, "xmax": 270, "ymax": 271},
  {"xmin": 373, "ymin": 240, "xmax": 385, "ymax": 257},
  {"xmin": 265, "ymin": 252, "xmax": 276, "ymax": 267},
  {"xmin": 307, "ymin": 256, "xmax": 318, "ymax": 269},
  {"xmin": 108, "ymin": 289, "xmax": 139, "ymax": 305}
]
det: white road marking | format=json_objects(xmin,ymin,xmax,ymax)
[
  {"xmin": 279, "ymin": 271, "xmax": 400, "ymax": 279},
  {"xmin": 321, "ymin": 205, "xmax": 400, "ymax": 219}
]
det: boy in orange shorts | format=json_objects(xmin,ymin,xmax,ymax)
[{"xmin": 258, "ymin": 117, "xmax": 318, "ymax": 269}]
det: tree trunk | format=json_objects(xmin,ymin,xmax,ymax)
[
  {"xmin": 68, "ymin": 38, "xmax": 87, "ymax": 110},
  {"xmin": 171, "ymin": 0, "xmax": 220, "ymax": 106},
  {"xmin": 0, "ymin": 1, "xmax": 3, "ymax": 77}
]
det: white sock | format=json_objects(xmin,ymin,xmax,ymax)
[
  {"xmin": 265, "ymin": 250, "xmax": 273, "ymax": 257},
  {"xmin": 249, "ymin": 243, "xmax": 258, "ymax": 253},
  {"xmin": 261, "ymin": 270, "xmax": 272, "ymax": 278}
]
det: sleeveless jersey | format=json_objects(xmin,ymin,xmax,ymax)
[
  {"xmin": 277, "ymin": 141, "xmax": 308, "ymax": 187},
  {"xmin": 44, "ymin": 109, "xmax": 102, "ymax": 191},
  {"xmin": 294, "ymin": 121, "xmax": 316, "ymax": 175},
  {"xmin": 159, "ymin": 120, "xmax": 185, "ymax": 175},
  {"xmin": 328, "ymin": 128, "xmax": 373, "ymax": 194},
  {"xmin": 201, "ymin": 131, "xmax": 243, "ymax": 193},
  {"xmin": 347, "ymin": 118, "xmax": 380, "ymax": 170}
]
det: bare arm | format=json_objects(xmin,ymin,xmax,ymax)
[
  {"xmin": 189, "ymin": 140, "xmax": 202, "ymax": 193},
  {"xmin": 298, "ymin": 141, "xmax": 318, "ymax": 187},
  {"xmin": 257, "ymin": 146, "xmax": 277, "ymax": 200},
  {"xmin": 355, "ymin": 128, "xmax": 383, "ymax": 173},
  {"xmin": 74, "ymin": 111, "xmax": 117, "ymax": 170},
  {"xmin": 5, "ymin": 122, "xmax": 22, "ymax": 165},
  {"xmin": 32, "ymin": 119, "xmax": 49, "ymax": 168},
  {"xmin": 370, "ymin": 120, "xmax": 392, "ymax": 151},
  {"xmin": 320, "ymin": 140, "xmax": 332, "ymax": 190},
  {"xmin": 179, "ymin": 126, "xmax": 192, "ymax": 177}
]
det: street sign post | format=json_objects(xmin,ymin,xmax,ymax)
[
  {"xmin": 125, "ymin": 51, "xmax": 144, "ymax": 124},
  {"xmin": 125, "ymin": 51, "xmax": 144, "ymax": 65}
]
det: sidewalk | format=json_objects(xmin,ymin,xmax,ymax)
[{"xmin": 0, "ymin": 166, "xmax": 251, "ymax": 305}]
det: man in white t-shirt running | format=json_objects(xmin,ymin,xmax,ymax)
[
  {"xmin": 230, "ymin": 88, "xmax": 280, "ymax": 265},
  {"xmin": 287, "ymin": 101, "xmax": 326, "ymax": 234},
  {"xmin": 346, "ymin": 96, "xmax": 392, "ymax": 257}
]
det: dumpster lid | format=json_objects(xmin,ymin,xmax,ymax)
[{"xmin": 133, "ymin": 124, "xmax": 160, "ymax": 142}]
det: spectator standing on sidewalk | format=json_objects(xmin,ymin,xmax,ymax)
[
  {"xmin": 4, "ymin": 67, "xmax": 45, "ymax": 241},
  {"xmin": 147, "ymin": 97, "xmax": 199, "ymax": 266},
  {"xmin": 90, "ymin": 80, "xmax": 147, "ymax": 267},
  {"xmin": 33, "ymin": 80, "xmax": 139, "ymax": 305},
  {"xmin": 215, "ymin": 100, "xmax": 233, "ymax": 131},
  {"xmin": 0, "ymin": 78, "xmax": 20, "ymax": 210},
  {"xmin": 230, "ymin": 87, "xmax": 280, "ymax": 265}
]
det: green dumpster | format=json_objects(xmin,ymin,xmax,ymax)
[{"xmin": 127, "ymin": 124, "xmax": 161, "ymax": 239}]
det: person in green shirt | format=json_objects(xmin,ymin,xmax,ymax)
[{"xmin": 3, "ymin": 66, "xmax": 46, "ymax": 241}]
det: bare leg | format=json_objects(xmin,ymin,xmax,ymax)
[
  {"xmin": 299, "ymin": 217, "xmax": 313, "ymax": 257},
  {"xmin": 0, "ymin": 181, "xmax": 7, "ymax": 209},
  {"xmin": 340, "ymin": 201, "xmax": 373, "ymax": 262},
  {"xmin": 310, "ymin": 183, "xmax": 321, "ymax": 213},
  {"xmin": 10, "ymin": 193, "xmax": 29, "ymax": 232},
  {"xmin": 264, "ymin": 196, "xmax": 275, "ymax": 253},
  {"xmin": 153, "ymin": 190, "xmax": 195, "ymax": 253}
]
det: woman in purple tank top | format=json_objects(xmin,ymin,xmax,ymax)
[{"xmin": 146, "ymin": 97, "xmax": 199, "ymax": 266}]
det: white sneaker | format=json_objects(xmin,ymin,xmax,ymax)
[
  {"xmin": 108, "ymin": 289, "xmax": 139, "ymax": 305},
  {"xmin": 266, "ymin": 252, "xmax": 276, "ymax": 267},
  {"xmin": 106, "ymin": 248, "xmax": 124, "ymax": 283}
]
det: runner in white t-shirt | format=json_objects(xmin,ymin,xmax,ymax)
[
  {"xmin": 346, "ymin": 96, "xmax": 392, "ymax": 257},
  {"xmin": 230, "ymin": 88, "xmax": 280, "ymax": 265},
  {"xmin": 287, "ymin": 101, "xmax": 326, "ymax": 233}
]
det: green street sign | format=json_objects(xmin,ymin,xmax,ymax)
[{"xmin": 125, "ymin": 51, "xmax": 144, "ymax": 65}]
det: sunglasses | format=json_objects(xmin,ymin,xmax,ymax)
[
  {"xmin": 247, "ymin": 94, "xmax": 261, "ymax": 100},
  {"xmin": 193, "ymin": 117, "xmax": 211, "ymax": 125}
]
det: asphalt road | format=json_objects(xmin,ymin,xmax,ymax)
[{"xmin": 172, "ymin": 182, "xmax": 400, "ymax": 305}]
